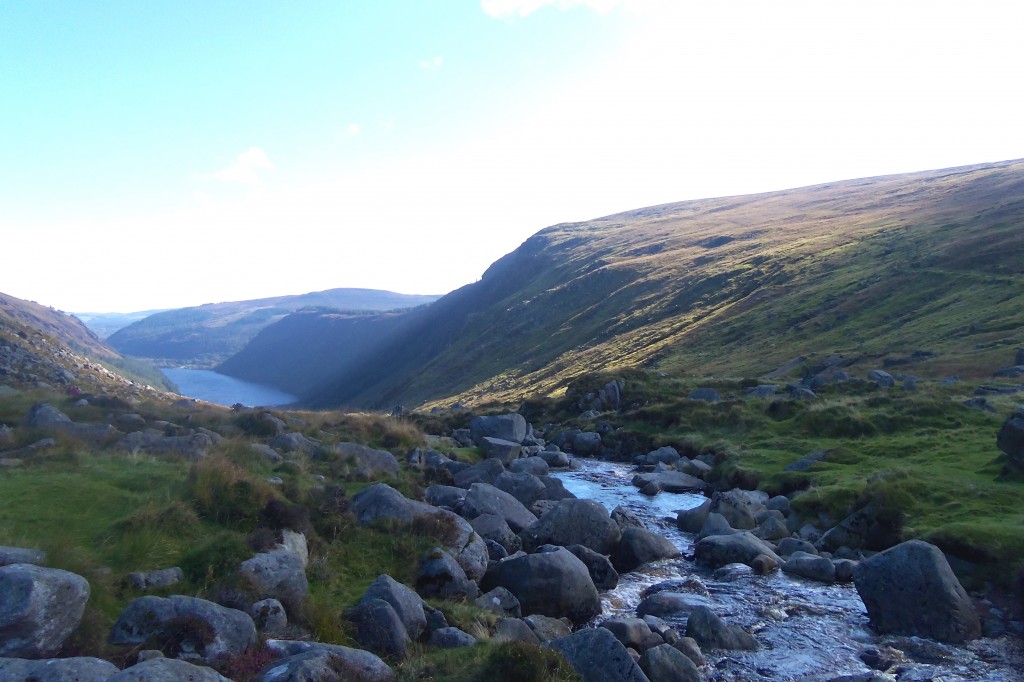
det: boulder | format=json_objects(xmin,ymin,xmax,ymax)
[
  {"xmin": 538, "ymin": 475, "xmax": 576, "ymax": 501},
  {"xmin": 564, "ymin": 544, "xmax": 619, "ymax": 591},
  {"xmin": 0, "ymin": 564, "xmax": 89, "ymax": 658},
  {"xmin": 521, "ymin": 498, "xmax": 622, "ymax": 554},
  {"xmin": 250, "ymin": 443, "xmax": 282, "ymax": 464},
  {"xmin": 677, "ymin": 458, "xmax": 712, "ymax": 479},
  {"xmin": 452, "ymin": 458, "xmax": 506, "ymax": 488},
  {"xmin": 676, "ymin": 499, "xmax": 711, "ymax": 534},
  {"xmin": 127, "ymin": 567, "xmax": 184, "ymax": 590},
  {"xmin": 694, "ymin": 531, "xmax": 781, "ymax": 569},
  {"xmin": 424, "ymin": 484, "xmax": 466, "ymax": 510},
  {"xmin": 350, "ymin": 484, "xmax": 488, "ymax": 580},
  {"xmin": 687, "ymin": 387, "xmax": 720, "ymax": 402},
  {"xmin": 269, "ymin": 432, "xmax": 323, "ymax": 456},
  {"xmin": 427, "ymin": 627, "xmax": 477, "ymax": 648},
  {"xmin": 540, "ymin": 448, "xmax": 571, "ymax": 468},
  {"xmin": 611, "ymin": 527, "xmax": 680, "ymax": 573},
  {"xmin": 867, "ymin": 369, "xmax": 895, "ymax": 387},
  {"xmin": 110, "ymin": 595, "xmax": 256, "ymax": 664},
  {"xmin": 474, "ymin": 587, "xmax": 521, "ymax": 617},
  {"xmin": 481, "ymin": 437, "xmax": 522, "ymax": 464},
  {"xmin": 357, "ymin": 574, "xmax": 426, "ymax": 640},
  {"xmin": 853, "ymin": 540, "xmax": 980, "ymax": 643},
  {"xmin": 572, "ymin": 431, "xmax": 602, "ymax": 455},
  {"xmin": 462, "ymin": 482, "xmax": 538, "ymax": 533},
  {"xmin": 546, "ymin": 627, "xmax": 649, "ymax": 682},
  {"xmin": 251, "ymin": 598, "xmax": 287, "ymax": 632},
  {"xmin": 777, "ymin": 538, "xmax": 817, "ymax": 557},
  {"xmin": 611, "ymin": 506, "xmax": 644, "ymax": 531},
  {"xmin": 0, "ymin": 656, "xmax": 118, "ymax": 682},
  {"xmin": 600, "ymin": 617, "xmax": 663, "ymax": 652},
  {"xmin": 332, "ymin": 441, "xmax": 400, "ymax": 480},
  {"xmin": 996, "ymin": 407, "xmax": 1024, "ymax": 472},
  {"xmin": 470, "ymin": 513, "xmax": 521, "ymax": 554},
  {"xmin": 261, "ymin": 640, "xmax": 395, "ymax": 682},
  {"xmin": 685, "ymin": 606, "xmax": 757, "ymax": 650},
  {"xmin": 415, "ymin": 547, "xmax": 478, "ymax": 600},
  {"xmin": 492, "ymin": 617, "xmax": 540, "ymax": 645},
  {"xmin": 636, "ymin": 592, "xmax": 717, "ymax": 619},
  {"xmin": 711, "ymin": 489, "xmax": 764, "ymax": 530},
  {"xmin": 117, "ymin": 430, "xmax": 212, "ymax": 459},
  {"xmin": 631, "ymin": 471, "xmax": 707, "ymax": 494},
  {"xmin": 350, "ymin": 598, "xmax": 409, "ymax": 660},
  {"xmin": 524, "ymin": 614, "xmax": 572, "ymax": 642},
  {"xmin": 0, "ymin": 546, "xmax": 46, "ymax": 567},
  {"xmin": 494, "ymin": 471, "xmax": 547, "ymax": 508},
  {"xmin": 509, "ymin": 456, "xmax": 549, "ymax": 476},
  {"xmin": 239, "ymin": 547, "xmax": 308, "ymax": 616},
  {"xmin": 107, "ymin": 657, "xmax": 231, "ymax": 681},
  {"xmin": 470, "ymin": 414, "xmax": 527, "ymax": 447},
  {"xmin": 645, "ymin": 447, "xmax": 680, "ymax": 466},
  {"xmin": 481, "ymin": 548, "xmax": 601, "ymax": 625},
  {"xmin": 696, "ymin": 512, "xmax": 736, "ymax": 540},
  {"xmin": 754, "ymin": 510, "xmax": 790, "ymax": 541},
  {"xmin": 782, "ymin": 551, "xmax": 836, "ymax": 583},
  {"xmin": 639, "ymin": 643, "xmax": 702, "ymax": 682}
]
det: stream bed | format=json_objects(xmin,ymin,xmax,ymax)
[{"xmin": 553, "ymin": 458, "xmax": 1021, "ymax": 681}]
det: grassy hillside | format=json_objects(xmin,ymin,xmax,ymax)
[
  {"xmin": 232, "ymin": 159, "xmax": 1024, "ymax": 409},
  {"xmin": 107, "ymin": 288, "xmax": 441, "ymax": 368}
]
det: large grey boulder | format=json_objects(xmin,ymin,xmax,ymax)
[
  {"xmin": 783, "ymin": 551, "xmax": 836, "ymax": 583},
  {"xmin": 239, "ymin": 547, "xmax": 308, "ymax": 616},
  {"xmin": 640, "ymin": 643, "xmax": 702, "ymax": 682},
  {"xmin": 0, "ymin": 564, "xmax": 90, "ymax": 658},
  {"xmin": 452, "ymin": 458, "xmax": 505, "ymax": 488},
  {"xmin": 509, "ymin": 456, "xmax": 549, "ymax": 476},
  {"xmin": 332, "ymin": 441, "xmax": 400, "ymax": 480},
  {"xmin": 262, "ymin": 640, "xmax": 395, "ymax": 682},
  {"xmin": 687, "ymin": 388, "xmax": 719, "ymax": 403},
  {"xmin": 694, "ymin": 531, "xmax": 781, "ymax": 569},
  {"xmin": 521, "ymin": 498, "xmax": 622, "ymax": 554},
  {"xmin": 117, "ymin": 430, "xmax": 212, "ymax": 459},
  {"xmin": 538, "ymin": 475, "xmax": 576, "ymax": 501},
  {"xmin": 492, "ymin": 617, "xmax": 540, "ymax": 645},
  {"xmin": 106, "ymin": 658, "xmax": 231, "ymax": 681},
  {"xmin": 470, "ymin": 413, "xmax": 527, "ymax": 446},
  {"xmin": 547, "ymin": 627, "xmax": 650, "ymax": 682},
  {"xmin": 868, "ymin": 369, "xmax": 895, "ymax": 387},
  {"xmin": 269, "ymin": 432, "xmax": 323, "ymax": 456},
  {"xmin": 572, "ymin": 432, "xmax": 602, "ymax": 455},
  {"xmin": 600, "ymin": 617, "xmax": 663, "ymax": 652},
  {"xmin": 110, "ymin": 595, "xmax": 257, "ymax": 664},
  {"xmin": 22, "ymin": 404, "xmax": 121, "ymax": 445},
  {"xmin": 631, "ymin": 471, "xmax": 707, "ymax": 494},
  {"xmin": 470, "ymin": 513, "xmax": 521, "ymax": 554},
  {"xmin": 462, "ymin": 483, "xmax": 538, "ymax": 533},
  {"xmin": 350, "ymin": 484, "xmax": 487, "ymax": 580},
  {"xmin": 481, "ymin": 437, "xmax": 522, "ymax": 464},
  {"xmin": 494, "ymin": 471, "xmax": 547, "ymax": 508},
  {"xmin": 645, "ymin": 446, "xmax": 681, "ymax": 466},
  {"xmin": 357, "ymin": 575, "xmax": 426, "ymax": 640},
  {"xmin": 564, "ymin": 544, "xmax": 619, "ymax": 591},
  {"xmin": 474, "ymin": 587, "xmax": 521, "ymax": 618},
  {"xmin": 0, "ymin": 546, "xmax": 45, "ymax": 567},
  {"xmin": 414, "ymin": 547, "xmax": 478, "ymax": 600},
  {"xmin": 481, "ymin": 548, "xmax": 601, "ymax": 625},
  {"xmin": 676, "ymin": 499, "xmax": 711, "ymax": 533},
  {"xmin": 611, "ymin": 527, "xmax": 680, "ymax": 573},
  {"xmin": 636, "ymin": 591, "xmax": 716, "ymax": 619},
  {"xmin": 696, "ymin": 512, "xmax": 736, "ymax": 540},
  {"xmin": 0, "ymin": 656, "xmax": 118, "ymax": 682},
  {"xmin": 710, "ymin": 489, "xmax": 764, "ymax": 529},
  {"xmin": 428, "ymin": 626, "xmax": 477, "ymax": 648},
  {"xmin": 349, "ymin": 598, "xmax": 409, "ymax": 660},
  {"xmin": 424, "ymin": 484, "xmax": 466, "ymax": 510},
  {"xmin": 853, "ymin": 540, "xmax": 980, "ymax": 643},
  {"xmin": 685, "ymin": 606, "xmax": 757, "ymax": 650}
]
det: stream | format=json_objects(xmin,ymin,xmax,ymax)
[{"xmin": 553, "ymin": 458, "xmax": 1021, "ymax": 681}]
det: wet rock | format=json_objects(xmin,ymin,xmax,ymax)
[
  {"xmin": 636, "ymin": 591, "xmax": 716, "ymax": 618},
  {"xmin": 0, "ymin": 564, "xmax": 90, "ymax": 658},
  {"xmin": 631, "ymin": 471, "xmax": 707, "ymax": 494},
  {"xmin": 0, "ymin": 656, "xmax": 118, "ymax": 681},
  {"xmin": 107, "ymin": 657, "xmax": 231, "ymax": 681},
  {"xmin": 547, "ymin": 626, "xmax": 649, "ymax": 682},
  {"xmin": 694, "ymin": 531, "xmax": 781, "ymax": 569},
  {"xmin": 676, "ymin": 499, "xmax": 711, "ymax": 533},
  {"xmin": 685, "ymin": 606, "xmax": 758, "ymax": 650},
  {"xmin": 474, "ymin": 587, "xmax": 521, "ymax": 617},
  {"xmin": 751, "ymin": 553, "xmax": 780, "ymax": 574},
  {"xmin": 415, "ymin": 547, "xmax": 478, "ymax": 600},
  {"xmin": 110, "ymin": 595, "xmax": 256, "ymax": 664},
  {"xmin": 611, "ymin": 526, "xmax": 680, "ymax": 573},
  {"xmin": 521, "ymin": 498, "xmax": 621, "ymax": 554},
  {"xmin": 834, "ymin": 558, "xmax": 857, "ymax": 583},
  {"xmin": 564, "ymin": 544, "xmax": 619, "ymax": 591},
  {"xmin": 481, "ymin": 547, "xmax": 600, "ymax": 626},
  {"xmin": 783, "ymin": 551, "xmax": 836, "ymax": 583},
  {"xmin": 640, "ymin": 643, "xmax": 702, "ymax": 682},
  {"xmin": 611, "ymin": 505, "xmax": 645, "ymax": 531},
  {"xmin": 261, "ymin": 640, "xmax": 395, "ymax": 682},
  {"xmin": 853, "ymin": 540, "xmax": 980, "ymax": 643}
]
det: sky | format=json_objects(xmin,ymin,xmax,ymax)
[{"xmin": 2, "ymin": 0, "xmax": 1023, "ymax": 313}]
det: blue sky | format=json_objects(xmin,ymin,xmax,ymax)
[{"xmin": 3, "ymin": 1, "xmax": 1022, "ymax": 312}]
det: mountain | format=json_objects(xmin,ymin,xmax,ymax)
[
  {"xmin": 74, "ymin": 309, "xmax": 170, "ymax": 339},
  {"xmin": 106, "ymin": 288, "xmax": 441, "ymax": 367},
  {"xmin": 0, "ymin": 292, "xmax": 171, "ymax": 396},
  {"xmin": 218, "ymin": 159, "xmax": 1024, "ymax": 409}
]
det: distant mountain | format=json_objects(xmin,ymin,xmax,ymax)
[
  {"xmin": 217, "ymin": 159, "xmax": 1024, "ymax": 409},
  {"xmin": 0, "ymin": 292, "xmax": 172, "ymax": 395},
  {"xmin": 75, "ymin": 310, "xmax": 170, "ymax": 339},
  {"xmin": 106, "ymin": 288, "xmax": 441, "ymax": 367}
]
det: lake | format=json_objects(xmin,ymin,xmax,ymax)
[{"xmin": 161, "ymin": 368, "xmax": 298, "ymax": 408}]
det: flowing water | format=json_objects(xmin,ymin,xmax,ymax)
[{"xmin": 553, "ymin": 458, "xmax": 1021, "ymax": 681}]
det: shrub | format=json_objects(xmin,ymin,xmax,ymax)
[
  {"xmin": 480, "ymin": 641, "xmax": 581, "ymax": 682},
  {"xmin": 180, "ymin": 531, "xmax": 251, "ymax": 588},
  {"xmin": 188, "ymin": 456, "xmax": 277, "ymax": 527}
]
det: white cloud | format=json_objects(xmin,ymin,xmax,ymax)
[
  {"xmin": 418, "ymin": 55, "xmax": 443, "ymax": 70},
  {"xmin": 213, "ymin": 146, "xmax": 274, "ymax": 184},
  {"xmin": 481, "ymin": 0, "xmax": 622, "ymax": 19}
]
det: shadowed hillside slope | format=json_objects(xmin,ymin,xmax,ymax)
[
  {"xmin": 221, "ymin": 159, "xmax": 1024, "ymax": 409},
  {"xmin": 107, "ymin": 288, "xmax": 441, "ymax": 367}
]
